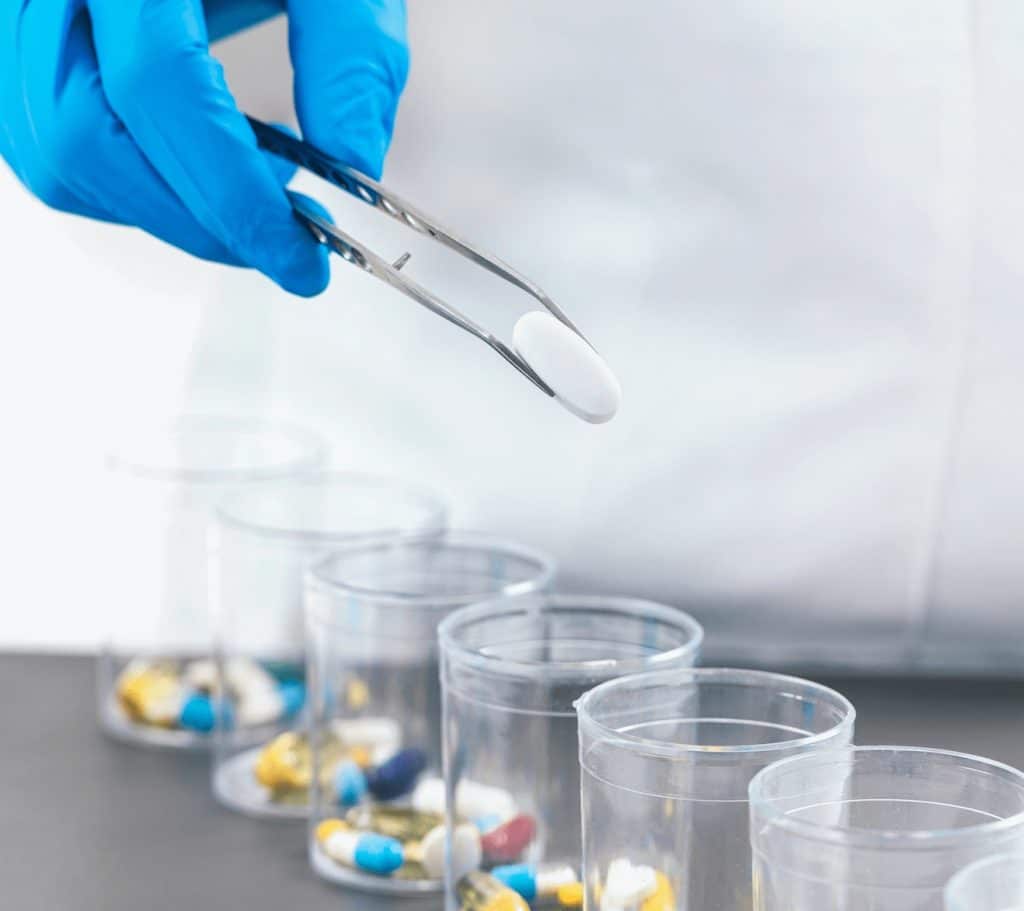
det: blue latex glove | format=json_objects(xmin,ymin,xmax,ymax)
[{"xmin": 0, "ymin": 0, "xmax": 408, "ymax": 297}]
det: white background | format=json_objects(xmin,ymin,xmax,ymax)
[{"xmin": 2, "ymin": 4, "xmax": 1023, "ymax": 670}]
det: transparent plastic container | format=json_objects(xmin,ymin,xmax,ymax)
[
  {"xmin": 211, "ymin": 473, "xmax": 447, "ymax": 816},
  {"xmin": 577, "ymin": 668, "xmax": 855, "ymax": 911},
  {"xmin": 750, "ymin": 747, "xmax": 1024, "ymax": 911},
  {"xmin": 440, "ymin": 595, "xmax": 705, "ymax": 911},
  {"xmin": 305, "ymin": 535, "xmax": 556, "ymax": 894},
  {"xmin": 947, "ymin": 854, "xmax": 1024, "ymax": 911},
  {"xmin": 98, "ymin": 416, "xmax": 325, "ymax": 749}
]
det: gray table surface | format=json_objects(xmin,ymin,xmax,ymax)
[{"xmin": 3, "ymin": 654, "xmax": 1023, "ymax": 911}]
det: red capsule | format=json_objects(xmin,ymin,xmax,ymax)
[{"xmin": 480, "ymin": 814, "xmax": 537, "ymax": 863}]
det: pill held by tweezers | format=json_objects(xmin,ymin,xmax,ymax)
[{"xmin": 513, "ymin": 311, "xmax": 621, "ymax": 424}]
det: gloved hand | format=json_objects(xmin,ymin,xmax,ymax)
[{"xmin": 0, "ymin": 0, "xmax": 408, "ymax": 297}]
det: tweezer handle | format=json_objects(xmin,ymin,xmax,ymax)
[{"xmin": 246, "ymin": 116, "xmax": 582, "ymax": 340}]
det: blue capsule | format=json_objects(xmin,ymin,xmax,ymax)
[
  {"xmin": 493, "ymin": 864, "xmax": 538, "ymax": 901},
  {"xmin": 278, "ymin": 680, "xmax": 305, "ymax": 717},
  {"xmin": 352, "ymin": 833, "xmax": 405, "ymax": 875},
  {"xmin": 366, "ymin": 748, "xmax": 427, "ymax": 800},
  {"xmin": 179, "ymin": 694, "xmax": 215, "ymax": 732},
  {"xmin": 179, "ymin": 694, "xmax": 234, "ymax": 732},
  {"xmin": 334, "ymin": 759, "xmax": 368, "ymax": 807}
]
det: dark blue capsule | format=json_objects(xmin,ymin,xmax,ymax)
[{"xmin": 365, "ymin": 748, "xmax": 427, "ymax": 800}]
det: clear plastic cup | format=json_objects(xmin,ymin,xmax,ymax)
[
  {"xmin": 577, "ymin": 668, "xmax": 855, "ymax": 911},
  {"xmin": 210, "ymin": 473, "xmax": 447, "ymax": 816},
  {"xmin": 98, "ymin": 415, "xmax": 325, "ymax": 749},
  {"xmin": 305, "ymin": 534, "xmax": 556, "ymax": 894},
  {"xmin": 947, "ymin": 854, "xmax": 1024, "ymax": 911},
  {"xmin": 750, "ymin": 747, "xmax": 1024, "ymax": 911},
  {"xmin": 440, "ymin": 595, "xmax": 705, "ymax": 911}
]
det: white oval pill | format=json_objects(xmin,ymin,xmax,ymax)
[
  {"xmin": 451, "ymin": 823, "xmax": 483, "ymax": 879},
  {"xmin": 513, "ymin": 311, "xmax": 621, "ymax": 423},
  {"xmin": 417, "ymin": 823, "xmax": 482, "ymax": 879}
]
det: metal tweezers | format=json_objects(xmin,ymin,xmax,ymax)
[{"xmin": 249, "ymin": 115, "xmax": 580, "ymax": 398}]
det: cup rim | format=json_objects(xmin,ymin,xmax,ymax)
[
  {"xmin": 575, "ymin": 667, "xmax": 855, "ymax": 757},
  {"xmin": 305, "ymin": 532, "xmax": 557, "ymax": 611},
  {"xmin": 438, "ymin": 593, "xmax": 704, "ymax": 679},
  {"xmin": 215, "ymin": 471, "xmax": 448, "ymax": 543},
  {"xmin": 105, "ymin": 415, "xmax": 326, "ymax": 483},
  {"xmin": 748, "ymin": 745, "xmax": 1024, "ymax": 848}
]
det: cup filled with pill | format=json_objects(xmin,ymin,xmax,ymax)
[
  {"xmin": 438, "ymin": 594, "xmax": 704, "ymax": 911},
  {"xmin": 577, "ymin": 668, "xmax": 856, "ymax": 911},
  {"xmin": 306, "ymin": 534, "xmax": 557, "ymax": 893},
  {"xmin": 210, "ymin": 473, "xmax": 448, "ymax": 815},
  {"xmin": 99, "ymin": 416, "xmax": 326, "ymax": 748}
]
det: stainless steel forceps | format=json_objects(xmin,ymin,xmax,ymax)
[{"xmin": 249, "ymin": 116, "xmax": 582, "ymax": 399}]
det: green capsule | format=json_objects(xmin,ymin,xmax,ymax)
[
  {"xmin": 393, "ymin": 860, "xmax": 432, "ymax": 881},
  {"xmin": 458, "ymin": 871, "xmax": 530, "ymax": 911},
  {"xmin": 345, "ymin": 805, "xmax": 444, "ymax": 841},
  {"xmin": 269, "ymin": 786, "xmax": 310, "ymax": 807}
]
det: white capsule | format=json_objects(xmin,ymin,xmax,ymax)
[
  {"xmin": 182, "ymin": 659, "xmax": 219, "ymax": 693},
  {"xmin": 236, "ymin": 687, "xmax": 284, "ymax": 726},
  {"xmin": 536, "ymin": 864, "xmax": 578, "ymax": 897},
  {"xmin": 455, "ymin": 779, "xmax": 517, "ymax": 822},
  {"xmin": 513, "ymin": 310, "xmax": 621, "ymax": 424},
  {"xmin": 225, "ymin": 657, "xmax": 279, "ymax": 695},
  {"xmin": 144, "ymin": 684, "xmax": 185, "ymax": 726},
  {"xmin": 411, "ymin": 777, "xmax": 446, "ymax": 816},
  {"xmin": 411, "ymin": 776, "xmax": 518, "ymax": 822},
  {"xmin": 323, "ymin": 829, "xmax": 359, "ymax": 866},
  {"xmin": 330, "ymin": 717, "xmax": 402, "ymax": 757},
  {"xmin": 601, "ymin": 859, "xmax": 658, "ymax": 911}
]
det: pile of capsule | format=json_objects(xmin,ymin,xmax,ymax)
[
  {"xmin": 254, "ymin": 717, "xmax": 419, "ymax": 806},
  {"xmin": 595, "ymin": 861, "xmax": 673, "ymax": 911},
  {"xmin": 314, "ymin": 768, "xmax": 587, "ymax": 906},
  {"xmin": 115, "ymin": 657, "xmax": 304, "ymax": 733},
  {"xmin": 459, "ymin": 858, "xmax": 673, "ymax": 911}
]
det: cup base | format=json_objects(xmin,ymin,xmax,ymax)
[
  {"xmin": 213, "ymin": 746, "xmax": 309, "ymax": 819},
  {"xmin": 310, "ymin": 842, "xmax": 443, "ymax": 894}
]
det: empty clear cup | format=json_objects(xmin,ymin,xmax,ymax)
[
  {"xmin": 211, "ymin": 473, "xmax": 447, "ymax": 816},
  {"xmin": 306, "ymin": 534, "xmax": 556, "ymax": 894},
  {"xmin": 947, "ymin": 854, "xmax": 1024, "ymax": 911},
  {"xmin": 577, "ymin": 668, "xmax": 855, "ymax": 911},
  {"xmin": 440, "ymin": 595, "xmax": 704, "ymax": 911},
  {"xmin": 99, "ymin": 415, "xmax": 325, "ymax": 749},
  {"xmin": 750, "ymin": 747, "xmax": 1024, "ymax": 911}
]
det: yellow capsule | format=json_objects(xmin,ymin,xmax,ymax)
[
  {"xmin": 641, "ymin": 872, "xmax": 674, "ymax": 911},
  {"xmin": 116, "ymin": 662, "xmax": 181, "ymax": 727},
  {"xmin": 315, "ymin": 818, "xmax": 349, "ymax": 844},
  {"xmin": 346, "ymin": 805, "xmax": 444, "ymax": 842},
  {"xmin": 557, "ymin": 882, "xmax": 584, "ymax": 908},
  {"xmin": 262, "ymin": 731, "xmax": 312, "ymax": 789},
  {"xmin": 346, "ymin": 677, "xmax": 370, "ymax": 710},
  {"xmin": 458, "ymin": 871, "xmax": 530, "ymax": 911},
  {"xmin": 255, "ymin": 731, "xmax": 369, "ymax": 795}
]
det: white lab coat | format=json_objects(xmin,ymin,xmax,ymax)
[{"xmin": 3, "ymin": 1, "xmax": 1022, "ymax": 671}]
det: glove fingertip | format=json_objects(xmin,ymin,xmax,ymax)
[{"xmin": 273, "ymin": 233, "xmax": 330, "ymax": 297}]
